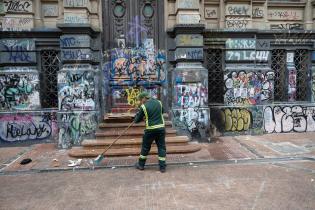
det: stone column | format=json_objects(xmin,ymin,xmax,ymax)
[
  {"xmin": 304, "ymin": 0, "xmax": 313, "ymax": 30},
  {"xmin": 57, "ymin": 0, "xmax": 100, "ymax": 149},
  {"xmin": 219, "ymin": 0, "xmax": 225, "ymax": 29},
  {"xmin": 34, "ymin": 0, "xmax": 43, "ymax": 27},
  {"xmin": 172, "ymin": 0, "xmax": 210, "ymax": 141}
]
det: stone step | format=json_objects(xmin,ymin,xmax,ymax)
[
  {"xmin": 95, "ymin": 129, "xmax": 177, "ymax": 138},
  {"xmin": 99, "ymin": 121, "xmax": 172, "ymax": 128},
  {"xmin": 68, "ymin": 144, "xmax": 202, "ymax": 158},
  {"xmin": 111, "ymin": 108, "xmax": 137, "ymax": 113},
  {"xmin": 98, "ymin": 121, "xmax": 172, "ymax": 131},
  {"xmin": 104, "ymin": 113, "xmax": 135, "ymax": 123},
  {"xmin": 103, "ymin": 113, "xmax": 169, "ymax": 123},
  {"xmin": 82, "ymin": 136, "xmax": 189, "ymax": 148}
]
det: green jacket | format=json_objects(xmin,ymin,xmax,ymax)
[{"xmin": 134, "ymin": 98, "xmax": 165, "ymax": 131}]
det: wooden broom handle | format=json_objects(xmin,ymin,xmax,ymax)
[{"xmin": 101, "ymin": 121, "xmax": 135, "ymax": 156}]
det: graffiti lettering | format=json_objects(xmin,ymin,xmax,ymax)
[
  {"xmin": 226, "ymin": 17, "xmax": 249, "ymax": 29},
  {"xmin": 2, "ymin": 17, "xmax": 33, "ymax": 31},
  {"xmin": 175, "ymin": 48, "xmax": 203, "ymax": 60},
  {"xmin": 0, "ymin": 113, "xmax": 56, "ymax": 142},
  {"xmin": 58, "ymin": 112, "xmax": 97, "ymax": 148},
  {"xmin": 210, "ymin": 106, "xmax": 263, "ymax": 135},
  {"xmin": 226, "ymin": 39, "xmax": 255, "ymax": 49},
  {"xmin": 226, "ymin": 51, "xmax": 269, "ymax": 62},
  {"xmin": 271, "ymin": 23, "xmax": 304, "ymax": 30},
  {"xmin": 268, "ymin": 10, "xmax": 302, "ymax": 20},
  {"xmin": 227, "ymin": 5, "xmax": 249, "ymax": 16},
  {"xmin": 252, "ymin": 7, "xmax": 264, "ymax": 18},
  {"xmin": 60, "ymin": 35, "xmax": 91, "ymax": 48},
  {"xmin": 64, "ymin": 0, "xmax": 89, "ymax": 7},
  {"xmin": 274, "ymin": 31, "xmax": 313, "ymax": 45},
  {"xmin": 4, "ymin": 45, "xmax": 32, "ymax": 62},
  {"xmin": 223, "ymin": 108, "xmax": 252, "ymax": 131},
  {"xmin": 61, "ymin": 49, "xmax": 91, "ymax": 61},
  {"xmin": 224, "ymin": 70, "xmax": 274, "ymax": 105},
  {"xmin": 205, "ymin": 7, "xmax": 217, "ymax": 19},
  {"xmin": 0, "ymin": 73, "xmax": 40, "ymax": 110},
  {"xmin": 175, "ymin": 83, "xmax": 208, "ymax": 108},
  {"xmin": 173, "ymin": 107, "xmax": 209, "ymax": 139},
  {"xmin": 64, "ymin": 14, "xmax": 88, "ymax": 24},
  {"xmin": 264, "ymin": 106, "xmax": 315, "ymax": 133},
  {"xmin": 4, "ymin": 0, "xmax": 32, "ymax": 12},
  {"xmin": 58, "ymin": 71, "xmax": 95, "ymax": 110}
]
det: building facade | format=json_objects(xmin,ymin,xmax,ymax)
[
  {"xmin": 0, "ymin": 0, "xmax": 103, "ymax": 148},
  {"xmin": 0, "ymin": 0, "xmax": 315, "ymax": 148},
  {"xmin": 166, "ymin": 0, "xmax": 315, "ymax": 139}
]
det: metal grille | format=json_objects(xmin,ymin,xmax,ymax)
[
  {"xmin": 40, "ymin": 50, "xmax": 59, "ymax": 108},
  {"xmin": 294, "ymin": 49, "xmax": 309, "ymax": 101},
  {"xmin": 206, "ymin": 49, "xmax": 224, "ymax": 104},
  {"xmin": 271, "ymin": 49, "xmax": 287, "ymax": 101}
]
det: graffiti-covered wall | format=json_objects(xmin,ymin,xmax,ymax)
[
  {"xmin": 0, "ymin": 111, "xmax": 58, "ymax": 144},
  {"xmin": 210, "ymin": 104, "xmax": 315, "ymax": 136},
  {"xmin": 58, "ymin": 111, "xmax": 98, "ymax": 149},
  {"xmin": 103, "ymin": 39, "xmax": 167, "ymax": 112}
]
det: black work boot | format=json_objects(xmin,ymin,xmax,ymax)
[
  {"xmin": 135, "ymin": 162, "xmax": 144, "ymax": 170},
  {"xmin": 159, "ymin": 167, "xmax": 166, "ymax": 173}
]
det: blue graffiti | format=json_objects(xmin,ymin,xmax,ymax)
[{"xmin": 4, "ymin": 45, "xmax": 32, "ymax": 62}]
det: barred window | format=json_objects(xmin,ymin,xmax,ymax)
[
  {"xmin": 271, "ymin": 49, "xmax": 310, "ymax": 102},
  {"xmin": 206, "ymin": 49, "xmax": 224, "ymax": 104},
  {"xmin": 40, "ymin": 50, "xmax": 59, "ymax": 108}
]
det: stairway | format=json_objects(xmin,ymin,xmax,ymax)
[{"xmin": 68, "ymin": 113, "xmax": 201, "ymax": 158}]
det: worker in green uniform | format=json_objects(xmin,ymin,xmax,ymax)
[{"xmin": 133, "ymin": 92, "xmax": 166, "ymax": 173}]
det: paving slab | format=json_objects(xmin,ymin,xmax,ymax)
[
  {"xmin": 0, "ymin": 160, "xmax": 314, "ymax": 210},
  {"xmin": 0, "ymin": 147, "xmax": 29, "ymax": 169}
]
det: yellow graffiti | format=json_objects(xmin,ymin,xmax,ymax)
[
  {"xmin": 224, "ymin": 108, "xmax": 251, "ymax": 131},
  {"xmin": 125, "ymin": 88, "xmax": 141, "ymax": 107}
]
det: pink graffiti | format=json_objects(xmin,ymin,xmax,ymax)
[{"xmin": 0, "ymin": 115, "xmax": 32, "ymax": 122}]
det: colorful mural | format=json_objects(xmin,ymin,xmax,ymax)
[
  {"xmin": 224, "ymin": 70, "xmax": 274, "ymax": 105},
  {"xmin": 0, "ymin": 73, "xmax": 40, "ymax": 110}
]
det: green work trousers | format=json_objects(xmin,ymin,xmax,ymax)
[{"xmin": 138, "ymin": 129, "xmax": 166, "ymax": 169}]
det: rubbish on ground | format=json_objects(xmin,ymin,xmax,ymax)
[
  {"xmin": 111, "ymin": 167, "xmax": 116, "ymax": 169},
  {"xmin": 52, "ymin": 159, "xmax": 60, "ymax": 167},
  {"xmin": 68, "ymin": 159, "xmax": 82, "ymax": 167},
  {"xmin": 20, "ymin": 158, "xmax": 32, "ymax": 165},
  {"xmin": 189, "ymin": 162, "xmax": 193, "ymax": 165}
]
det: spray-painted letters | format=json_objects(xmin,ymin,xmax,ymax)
[
  {"xmin": 0, "ymin": 73, "xmax": 40, "ymax": 110},
  {"xmin": 264, "ymin": 106, "xmax": 315, "ymax": 133},
  {"xmin": 224, "ymin": 70, "xmax": 274, "ymax": 105},
  {"xmin": 58, "ymin": 71, "xmax": 95, "ymax": 110},
  {"xmin": 0, "ymin": 113, "xmax": 57, "ymax": 142},
  {"xmin": 58, "ymin": 112, "xmax": 97, "ymax": 148}
]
